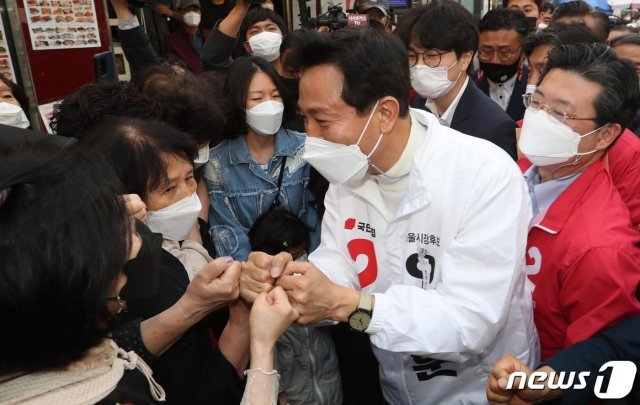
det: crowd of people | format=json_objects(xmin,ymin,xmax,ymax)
[{"xmin": 1, "ymin": 0, "xmax": 639, "ymax": 404}]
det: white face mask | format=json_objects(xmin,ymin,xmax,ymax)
[
  {"xmin": 261, "ymin": 2, "xmax": 275, "ymax": 10},
  {"xmin": 518, "ymin": 108, "xmax": 605, "ymax": 167},
  {"xmin": 537, "ymin": 23, "xmax": 548, "ymax": 30},
  {"xmin": 303, "ymin": 101, "xmax": 383, "ymax": 185},
  {"xmin": 410, "ymin": 59, "xmax": 460, "ymax": 99},
  {"xmin": 248, "ymin": 31, "xmax": 283, "ymax": 63},
  {"xmin": 146, "ymin": 192, "xmax": 201, "ymax": 241},
  {"xmin": 183, "ymin": 11, "xmax": 201, "ymax": 27},
  {"xmin": 246, "ymin": 100, "xmax": 284, "ymax": 136},
  {"xmin": 194, "ymin": 144, "xmax": 210, "ymax": 168},
  {"xmin": 525, "ymin": 84, "xmax": 537, "ymax": 95},
  {"xmin": 0, "ymin": 102, "xmax": 29, "ymax": 128}
]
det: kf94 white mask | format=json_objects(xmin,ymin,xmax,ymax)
[
  {"xmin": 183, "ymin": 11, "xmax": 201, "ymax": 27},
  {"xmin": 246, "ymin": 100, "xmax": 284, "ymax": 136},
  {"xmin": 248, "ymin": 31, "xmax": 283, "ymax": 62},
  {"xmin": 0, "ymin": 102, "xmax": 29, "ymax": 128},
  {"xmin": 303, "ymin": 101, "xmax": 383, "ymax": 185},
  {"xmin": 410, "ymin": 59, "xmax": 460, "ymax": 99},
  {"xmin": 519, "ymin": 108, "xmax": 604, "ymax": 167},
  {"xmin": 146, "ymin": 192, "xmax": 201, "ymax": 241},
  {"xmin": 194, "ymin": 144, "xmax": 210, "ymax": 168}
]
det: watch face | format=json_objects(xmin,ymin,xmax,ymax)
[{"xmin": 348, "ymin": 310, "xmax": 372, "ymax": 331}]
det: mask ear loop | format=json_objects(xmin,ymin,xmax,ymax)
[
  {"xmin": 355, "ymin": 100, "xmax": 380, "ymax": 147},
  {"xmin": 550, "ymin": 123, "xmax": 609, "ymax": 180}
]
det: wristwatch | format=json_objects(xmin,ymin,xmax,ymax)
[{"xmin": 347, "ymin": 292, "xmax": 373, "ymax": 332}]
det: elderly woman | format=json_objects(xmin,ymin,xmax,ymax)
[{"xmin": 0, "ymin": 139, "xmax": 298, "ymax": 404}]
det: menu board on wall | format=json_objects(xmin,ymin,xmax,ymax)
[
  {"xmin": 24, "ymin": 0, "xmax": 101, "ymax": 50},
  {"xmin": 0, "ymin": 17, "xmax": 17, "ymax": 81}
]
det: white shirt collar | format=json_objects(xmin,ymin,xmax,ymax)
[
  {"xmin": 488, "ymin": 73, "xmax": 517, "ymax": 111},
  {"xmin": 424, "ymin": 76, "xmax": 469, "ymax": 127}
]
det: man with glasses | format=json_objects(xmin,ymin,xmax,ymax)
[
  {"xmin": 398, "ymin": 1, "xmax": 518, "ymax": 160},
  {"xmin": 522, "ymin": 25, "xmax": 640, "ymax": 228},
  {"xmin": 477, "ymin": 8, "xmax": 531, "ymax": 121},
  {"xmin": 503, "ymin": 43, "xmax": 640, "ymax": 393}
]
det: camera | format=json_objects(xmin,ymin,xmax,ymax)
[{"xmin": 308, "ymin": 3, "xmax": 348, "ymax": 32}]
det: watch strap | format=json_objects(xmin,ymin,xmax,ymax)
[{"xmin": 358, "ymin": 292, "xmax": 373, "ymax": 313}]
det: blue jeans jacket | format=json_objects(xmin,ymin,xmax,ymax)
[{"xmin": 204, "ymin": 129, "xmax": 320, "ymax": 260}]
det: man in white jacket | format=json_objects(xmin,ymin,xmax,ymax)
[{"xmin": 241, "ymin": 29, "xmax": 539, "ymax": 404}]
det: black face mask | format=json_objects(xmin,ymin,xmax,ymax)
[
  {"xmin": 119, "ymin": 220, "xmax": 163, "ymax": 301},
  {"xmin": 480, "ymin": 58, "xmax": 521, "ymax": 84},
  {"xmin": 526, "ymin": 16, "xmax": 537, "ymax": 32}
]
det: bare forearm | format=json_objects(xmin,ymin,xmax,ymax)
[
  {"xmin": 218, "ymin": 1, "xmax": 249, "ymax": 38},
  {"xmin": 139, "ymin": 296, "xmax": 208, "ymax": 356},
  {"xmin": 111, "ymin": 0, "xmax": 134, "ymax": 20},
  {"xmin": 219, "ymin": 320, "xmax": 250, "ymax": 376}
]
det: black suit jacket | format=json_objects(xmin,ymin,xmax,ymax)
[
  {"xmin": 475, "ymin": 63, "xmax": 528, "ymax": 122},
  {"xmin": 411, "ymin": 80, "xmax": 518, "ymax": 160}
]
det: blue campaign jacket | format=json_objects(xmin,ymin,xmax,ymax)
[{"xmin": 205, "ymin": 128, "xmax": 320, "ymax": 260}]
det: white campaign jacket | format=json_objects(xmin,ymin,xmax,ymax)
[{"xmin": 309, "ymin": 109, "xmax": 540, "ymax": 405}]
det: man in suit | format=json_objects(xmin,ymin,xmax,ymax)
[
  {"xmin": 477, "ymin": 8, "xmax": 530, "ymax": 122},
  {"xmin": 398, "ymin": 0, "xmax": 517, "ymax": 160}
]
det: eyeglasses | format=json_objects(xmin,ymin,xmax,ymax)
[
  {"xmin": 407, "ymin": 50, "xmax": 453, "ymax": 68},
  {"xmin": 477, "ymin": 47, "xmax": 522, "ymax": 63},
  {"xmin": 106, "ymin": 295, "xmax": 127, "ymax": 314},
  {"xmin": 522, "ymin": 94, "xmax": 597, "ymax": 124}
]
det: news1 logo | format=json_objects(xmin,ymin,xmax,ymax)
[{"xmin": 506, "ymin": 361, "xmax": 637, "ymax": 399}]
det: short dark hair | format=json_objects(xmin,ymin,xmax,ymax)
[
  {"xmin": 286, "ymin": 28, "xmax": 410, "ymax": 117},
  {"xmin": 50, "ymin": 81, "xmax": 156, "ymax": 138},
  {"xmin": 141, "ymin": 72, "xmax": 226, "ymax": 146},
  {"xmin": 523, "ymin": 23, "xmax": 598, "ymax": 57},
  {"xmin": 396, "ymin": 1, "xmax": 479, "ymax": 58},
  {"xmin": 541, "ymin": 43, "xmax": 640, "ymax": 129},
  {"xmin": 611, "ymin": 33, "xmax": 640, "ymax": 47},
  {"xmin": 79, "ymin": 117, "xmax": 198, "ymax": 201},
  {"xmin": 502, "ymin": 0, "xmax": 542, "ymax": 11},
  {"xmin": 478, "ymin": 7, "xmax": 531, "ymax": 41},
  {"xmin": 586, "ymin": 11, "xmax": 611, "ymax": 43},
  {"xmin": 540, "ymin": 2, "xmax": 556, "ymax": 14},
  {"xmin": 223, "ymin": 56, "xmax": 294, "ymax": 138},
  {"xmin": 249, "ymin": 209, "xmax": 310, "ymax": 256},
  {"xmin": 551, "ymin": 0, "xmax": 591, "ymax": 22},
  {"xmin": 610, "ymin": 25, "xmax": 640, "ymax": 36},
  {"xmin": 0, "ymin": 76, "xmax": 29, "ymax": 113},
  {"xmin": 239, "ymin": 8, "xmax": 287, "ymax": 44},
  {"xmin": 0, "ymin": 142, "xmax": 130, "ymax": 373}
]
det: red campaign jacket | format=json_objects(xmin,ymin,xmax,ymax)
[
  {"xmin": 517, "ymin": 126, "xmax": 640, "ymax": 227},
  {"xmin": 606, "ymin": 129, "xmax": 640, "ymax": 227},
  {"xmin": 518, "ymin": 157, "xmax": 640, "ymax": 361}
]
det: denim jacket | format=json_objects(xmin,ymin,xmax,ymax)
[{"xmin": 204, "ymin": 129, "xmax": 320, "ymax": 260}]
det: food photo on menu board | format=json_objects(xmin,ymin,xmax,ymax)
[
  {"xmin": 24, "ymin": 0, "xmax": 101, "ymax": 50},
  {"xmin": 0, "ymin": 17, "xmax": 17, "ymax": 81}
]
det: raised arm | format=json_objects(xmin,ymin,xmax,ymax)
[
  {"xmin": 201, "ymin": 0, "xmax": 250, "ymax": 71},
  {"xmin": 110, "ymin": 0, "xmax": 161, "ymax": 75}
]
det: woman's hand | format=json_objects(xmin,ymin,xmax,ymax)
[
  {"xmin": 122, "ymin": 193, "xmax": 147, "ymax": 222},
  {"xmin": 249, "ymin": 286, "xmax": 298, "ymax": 350}
]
